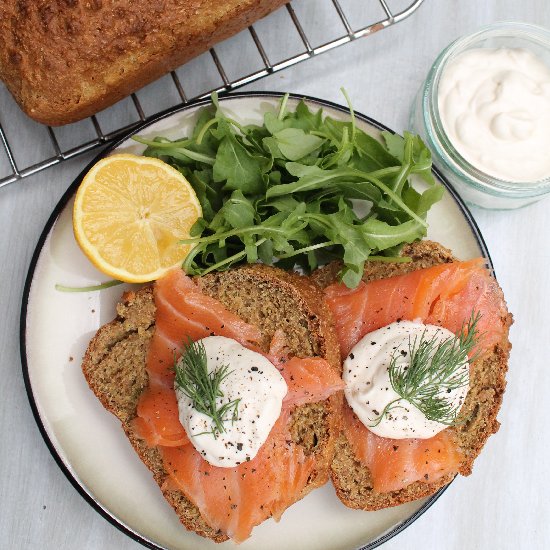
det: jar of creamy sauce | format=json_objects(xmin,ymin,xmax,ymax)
[{"xmin": 410, "ymin": 22, "xmax": 550, "ymax": 209}]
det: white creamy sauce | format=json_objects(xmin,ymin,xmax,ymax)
[
  {"xmin": 438, "ymin": 47, "xmax": 550, "ymax": 182},
  {"xmin": 343, "ymin": 321, "xmax": 469, "ymax": 439},
  {"xmin": 176, "ymin": 336, "xmax": 287, "ymax": 468}
]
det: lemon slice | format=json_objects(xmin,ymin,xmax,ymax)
[{"xmin": 73, "ymin": 153, "xmax": 202, "ymax": 283}]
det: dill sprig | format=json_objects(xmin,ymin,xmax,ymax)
[
  {"xmin": 174, "ymin": 339, "xmax": 240, "ymax": 438},
  {"xmin": 370, "ymin": 312, "xmax": 481, "ymax": 427}
]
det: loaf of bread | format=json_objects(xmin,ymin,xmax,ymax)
[
  {"xmin": 81, "ymin": 264, "xmax": 342, "ymax": 541},
  {"xmin": 0, "ymin": 0, "xmax": 288, "ymax": 126},
  {"xmin": 312, "ymin": 240, "xmax": 513, "ymax": 510}
]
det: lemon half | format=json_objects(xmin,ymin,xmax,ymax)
[{"xmin": 73, "ymin": 153, "xmax": 202, "ymax": 283}]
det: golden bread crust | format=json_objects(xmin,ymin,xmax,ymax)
[{"xmin": 0, "ymin": 0, "xmax": 288, "ymax": 125}]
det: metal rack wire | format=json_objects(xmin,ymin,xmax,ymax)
[{"xmin": 0, "ymin": 0, "xmax": 424, "ymax": 189}]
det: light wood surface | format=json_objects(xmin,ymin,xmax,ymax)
[{"xmin": 1, "ymin": 0, "xmax": 549, "ymax": 548}]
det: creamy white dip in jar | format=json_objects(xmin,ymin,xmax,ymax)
[{"xmin": 410, "ymin": 22, "xmax": 550, "ymax": 209}]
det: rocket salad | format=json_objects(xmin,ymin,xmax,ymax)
[{"xmin": 135, "ymin": 91, "xmax": 443, "ymax": 288}]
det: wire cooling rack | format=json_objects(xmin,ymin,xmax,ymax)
[{"xmin": 0, "ymin": 0, "xmax": 424, "ymax": 189}]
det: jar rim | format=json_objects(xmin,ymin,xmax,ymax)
[{"xmin": 422, "ymin": 21, "xmax": 550, "ymax": 198}]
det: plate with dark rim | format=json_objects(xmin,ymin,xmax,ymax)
[{"xmin": 20, "ymin": 92, "xmax": 491, "ymax": 550}]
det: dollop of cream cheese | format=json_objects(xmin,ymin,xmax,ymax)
[
  {"xmin": 343, "ymin": 321, "xmax": 469, "ymax": 439},
  {"xmin": 176, "ymin": 336, "xmax": 287, "ymax": 467},
  {"xmin": 438, "ymin": 47, "xmax": 550, "ymax": 183}
]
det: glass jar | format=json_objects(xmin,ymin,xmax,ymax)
[{"xmin": 410, "ymin": 22, "xmax": 550, "ymax": 210}]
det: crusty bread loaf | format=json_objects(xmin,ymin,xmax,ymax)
[
  {"xmin": 0, "ymin": 0, "xmax": 288, "ymax": 126},
  {"xmin": 82, "ymin": 264, "xmax": 342, "ymax": 542},
  {"xmin": 311, "ymin": 240, "xmax": 513, "ymax": 511}
]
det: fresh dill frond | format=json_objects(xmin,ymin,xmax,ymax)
[
  {"xmin": 370, "ymin": 312, "xmax": 481, "ymax": 427},
  {"xmin": 174, "ymin": 339, "xmax": 240, "ymax": 438}
]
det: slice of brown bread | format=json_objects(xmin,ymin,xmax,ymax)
[
  {"xmin": 81, "ymin": 264, "xmax": 342, "ymax": 542},
  {"xmin": 311, "ymin": 240, "xmax": 513, "ymax": 511}
]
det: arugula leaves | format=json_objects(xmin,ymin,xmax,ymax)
[
  {"xmin": 136, "ymin": 92, "xmax": 443, "ymax": 288},
  {"xmin": 213, "ymin": 134, "xmax": 265, "ymax": 194}
]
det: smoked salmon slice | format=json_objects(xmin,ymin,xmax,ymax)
[
  {"xmin": 144, "ymin": 329, "xmax": 180, "ymax": 387},
  {"xmin": 264, "ymin": 330, "xmax": 344, "ymax": 407},
  {"xmin": 426, "ymin": 267, "xmax": 507, "ymax": 352},
  {"xmin": 342, "ymin": 403, "xmax": 461, "ymax": 493},
  {"xmin": 281, "ymin": 357, "xmax": 345, "ymax": 408},
  {"xmin": 325, "ymin": 258, "xmax": 508, "ymax": 493},
  {"xmin": 162, "ymin": 410, "xmax": 316, "ymax": 542},
  {"xmin": 133, "ymin": 387, "xmax": 189, "ymax": 447},
  {"xmin": 156, "ymin": 269, "xmax": 263, "ymax": 347},
  {"xmin": 132, "ymin": 269, "xmax": 342, "ymax": 541},
  {"xmin": 325, "ymin": 258, "xmax": 505, "ymax": 358}
]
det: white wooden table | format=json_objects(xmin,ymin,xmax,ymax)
[{"xmin": 1, "ymin": 1, "xmax": 549, "ymax": 548}]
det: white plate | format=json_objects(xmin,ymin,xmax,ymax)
[{"xmin": 21, "ymin": 93, "xmax": 490, "ymax": 550}]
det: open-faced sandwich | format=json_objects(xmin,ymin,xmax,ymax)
[
  {"xmin": 313, "ymin": 240, "xmax": 512, "ymax": 509},
  {"xmin": 82, "ymin": 265, "xmax": 344, "ymax": 542}
]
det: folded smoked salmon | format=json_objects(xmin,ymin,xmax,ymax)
[
  {"xmin": 312, "ymin": 240, "xmax": 512, "ymax": 510},
  {"xmin": 82, "ymin": 264, "xmax": 342, "ymax": 542}
]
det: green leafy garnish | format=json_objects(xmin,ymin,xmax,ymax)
[
  {"xmin": 55, "ymin": 280, "xmax": 123, "ymax": 292},
  {"xmin": 135, "ymin": 90, "xmax": 443, "ymax": 288},
  {"xmin": 371, "ymin": 313, "xmax": 481, "ymax": 427},
  {"xmin": 174, "ymin": 339, "xmax": 240, "ymax": 438}
]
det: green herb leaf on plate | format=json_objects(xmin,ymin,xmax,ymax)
[{"xmin": 135, "ymin": 91, "xmax": 444, "ymax": 288}]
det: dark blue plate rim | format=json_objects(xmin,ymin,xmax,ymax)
[{"xmin": 19, "ymin": 91, "xmax": 492, "ymax": 550}]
